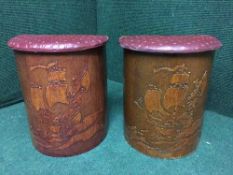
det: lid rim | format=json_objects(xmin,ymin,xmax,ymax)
[
  {"xmin": 8, "ymin": 34, "xmax": 109, "ymax": 53},
  {"xmin": 119, "ymin": 35, "xmax": 222, "ymax": 54}
]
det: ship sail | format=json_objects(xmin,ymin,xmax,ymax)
[
  {"xmin": 46, "ymin": 83, "xmax": 69, "ymax": 108},
  {"xmin": 31, "ymin": 87, "xmax": 45, "ymax": 111},
  {"xmin": 163, "ymin": 73, "xmax": 190, "ymax": 111},
  {"xmin": 170, "ymin": 73, "xmax": 190, "ymax": 84},
  {"xmin": 81, "ymin": 71, "xmax": 90, "ymax": 91},
  {"xmin": 46, "ymin": 68, "xmax": 69, "ymax": 108},
  {"xmin": 163, "ymin": 87, "xmax": 187, "ymax": 111},
  {"xmin": 48, "ymin": 70, "xmax": 66, "ymax": 81},
  {"xmin": 144, "ymin": 89, "xmax": 169, "ymax": 116},
  {"xmin": 199, "ymin": 71, "xmax": 207, "ymax": 96}
]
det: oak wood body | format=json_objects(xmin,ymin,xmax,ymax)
[
  {"xmin": 124, "ymin": 50, "xmax": 213, "ymax": 158},
  {"xmin": 15, "ymin": 48, "xmax": 106, "ymax": 156}
]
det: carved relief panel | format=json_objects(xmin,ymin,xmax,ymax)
[
  {"xmin": 124, "ymin": 53, "xmax": 212, "ymax": 158},
  {"xmin": 16, "ymin": 52, "xmax": 106, "ymax": 156}
]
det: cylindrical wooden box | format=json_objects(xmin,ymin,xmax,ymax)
[
  {"xmin": 119, "ymin": 35, "xmax": 222, "ymax": 158},
  {"xmin": 8, "ymin": 35, "xmax": 108, "ymax": 156}
]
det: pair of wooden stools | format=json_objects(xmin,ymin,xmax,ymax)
[{"xmin": 7, "ymin": 35, "xmax": 222, "ymax": 158}]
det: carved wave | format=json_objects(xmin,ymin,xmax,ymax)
[{"xmin": 32, "ymin": 109, "xmax": 104, "ymax": 150}]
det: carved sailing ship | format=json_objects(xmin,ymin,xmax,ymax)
[
  {"xmin": 131, "ymin": 65, "xmax": 208, "ymax": 154},
  {"xmin": 27, "ymin": 60, "xmax": 105, "ymax": 154},
  {"xmin": 30, "ymin": 63, "xmax": 69, "ymax": 111}
]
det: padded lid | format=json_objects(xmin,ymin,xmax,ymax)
[
  {"xmin": 119, "ymin": 35, "xmax": 222, "ymax": 54},
  {"xmin": 8, "ymin": 35, "xmax": 108, "ymax": 53}
]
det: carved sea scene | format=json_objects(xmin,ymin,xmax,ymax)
[
  {"xmin": 130, "ymin": 64, "xmax": 208, "ymax": 155},
  {"xmin": 28, "ymin": 61, "xmax": 103, "ymax": 151}
]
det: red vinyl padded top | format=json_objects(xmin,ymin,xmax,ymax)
[
  {"xmin": 8, "ymin": 35, "xmax": 108, "ymax": 53},
  {"xmin": 119, "ymin": 35, "xmax": 222, "ymax": 54}
]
